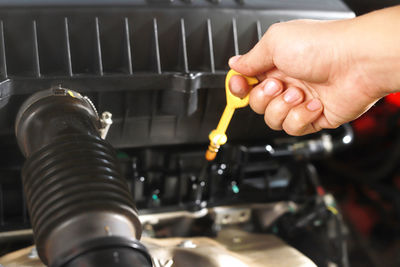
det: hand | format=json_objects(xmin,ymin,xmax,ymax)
[{"xmin": 228, "ymin": 7, "xmax": 400, "ymax": 136}]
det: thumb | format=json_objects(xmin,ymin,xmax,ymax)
[{"xmin": 228, "ymin": 27, "xmax": 276, "ymax": 76}]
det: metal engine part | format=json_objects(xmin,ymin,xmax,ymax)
[
  {"xmin": 0, "ymin": 1, "xmax": 354, "ymax": 267},
  {"xmin": 0, "ymin": 229, "xmax": 316, "ymax": 267}
]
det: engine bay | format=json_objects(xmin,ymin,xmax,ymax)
[{"xmin": 1, "ymin": 1, "xmax": 398, "ymax": 267}]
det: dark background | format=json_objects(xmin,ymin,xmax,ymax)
[{"xmin": 344, "ymin": 0, "xmax": 400, "ymax": 14}]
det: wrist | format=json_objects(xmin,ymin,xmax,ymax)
[{"xmin": 346, "ymin": 6, "xmax": 400, "ymax": 96}]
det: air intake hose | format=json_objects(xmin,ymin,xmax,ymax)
[{"xmin": 15, "ymin": 88, "xmax": 152, "ymax": 267}]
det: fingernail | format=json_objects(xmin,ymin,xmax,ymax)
[
  {"xmin": 307, "ymin": 99, "xmax": 322, "ymax": 111},
  {"xmin": 230, "ymin": 82, "xmax": 243, "ymax": 95},
  {"xmin": 283, "ymin": 88, "xmax": 300, "ymax": 103},
  {"xmin": 263, "ymin": 80, "xmax": 280, "ymax": 96},
  {"xmin": 229, "ymin": 55, "xmax": 241, "ymax": 65}
]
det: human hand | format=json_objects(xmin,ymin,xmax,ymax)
[{"xmin": 228, "ymin": 7, "xmax": 400, "ymax": 136}]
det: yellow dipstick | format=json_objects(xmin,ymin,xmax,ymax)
[
  {"xmin": 205, "ymin": 69, "xmax": 258, "ymax": 161},
  {"xmin": 67, "ymin": 90, "xmax": 76, "ymax": 98}
]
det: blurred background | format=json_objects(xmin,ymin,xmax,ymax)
[
  {"xmin": 344, "ymin": 0, "xmax": 399, "ymax": 15},
  {"xmin": 317, "ymin": 2, "xmax": 400, "ymax": 267}
]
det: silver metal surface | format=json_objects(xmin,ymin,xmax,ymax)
[
  {"xmin": 83, "ymin": 95, "xmax": 98, "ymax": 117},
  {"xmin": 139, "ymin": 202, "xmax": 296, "ymax": 227},
  {"xmin": 27, "ymin": 247, "xmax": 38, "ymax": 260},
  {"xmin": 0, "ymin": 229, "xmax": 316, "ymax": 267},
  {"xmin": 139, "ymin": 208, "xmax": 208, "ymax": 225},
  {"xmin": 0, "ymin": 204, "xmax": 298, "ymax": 248},
  {"xmin": 0, "ymin": 246, "xmax": 44, "ymax": 267},
  {"xmin": 0, "ymin": 202, "xmax": 295, "ymax": 245},
  {"xmin": 83, "ymin": 95, "xmax": 113, "ymax": 139},
  {"xmin": 99, "ymin": 111, "xmax": 113, "ymax": 139},
  {"xmin": 210, "ymin": 206, "xmax": 251, "ymax": 225},
  {"xmin": 253, "ymin": 202, "xmax": 298, "ymax": 230},
  {"xmin": 177, "ymin": 240, "xmax": 197, "ymax": 248},
  {"xmin": 0, "ymin": 202, "xmax": 304, "ymax": 266}
]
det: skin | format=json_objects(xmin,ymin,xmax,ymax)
[{"xmin": 228, "ymin": 6, "xmax": 400, "ymax": 136}]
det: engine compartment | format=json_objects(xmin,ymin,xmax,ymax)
[{"xmin": 0, "ymin": 1, "xmax": 363, "ymax": 266}]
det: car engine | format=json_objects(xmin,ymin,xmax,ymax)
[{"xmin": 0, "ymin": 1, "xmax": 364, "ymax": 266}]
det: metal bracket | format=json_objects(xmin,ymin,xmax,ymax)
[{"xmin": 99, "ymin": 111, "xmax": 113, "ymax": 139}]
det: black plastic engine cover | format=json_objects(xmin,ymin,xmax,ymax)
[{"xmin": 0, "ymin": 0, "xmax": 354, "ymax": 149}]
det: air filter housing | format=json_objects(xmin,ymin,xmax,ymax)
[{"xmin": 0, "ymin": 0, "xmax": 354, "ymax": 148}]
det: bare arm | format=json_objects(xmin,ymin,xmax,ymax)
[{"xmin": 228, "ymin": 6, "xmax": 400, "ymax": 136}]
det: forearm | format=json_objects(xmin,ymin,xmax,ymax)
[{"xmin": 346, "ymin": 5, "xmax": 400, "ymax": 96}]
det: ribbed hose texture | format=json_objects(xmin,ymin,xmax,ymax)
[{"xmin": 21, "ymin": 134, "xmax": 139, "ymax": 250}]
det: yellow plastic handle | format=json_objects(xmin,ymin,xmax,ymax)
[
  {"xmin": 205, "ymin": 70, "xmax": 258, "ymax": 161},
  {"xmin": 225, "ymin": 69, "xmax": 259, "ymax": 108}
]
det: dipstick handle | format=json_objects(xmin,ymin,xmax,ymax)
[{"xmin": 205, "ymin": 70, "xmax": 258, "ymax": 161}]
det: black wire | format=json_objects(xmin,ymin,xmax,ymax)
[
  {"xmin": 332, "ymin": 211, "xmax": 350, "ymax": 267},
  {"xmin": 305, "ymin": 163, "xmax": 350, "ymax": 267}
]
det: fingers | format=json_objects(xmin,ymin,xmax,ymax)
[
  {"xmin": 249, "ymin": 78, "xmax": 283, "ymax": 114},
  {"xmin": 230, "ymin": 73, "xmax": 324, "ymax": 136},
  {"xmin": 228, "ymin": 24, "xmax": 279, "ymax": 76},
  {"xmin": 247, "ymin": 78, "xmax": 324, "ymax": 135},
  {"xmin": 282, "ymin": 99, "xmax": 323, "ymax": 136},
  {"xmin": 229, "ymin": 76, "xmax": 284, "ymax": 112},
  {"xmin": 229, "ymin": 75, "xmax": 250, "ymax": 98},
  {"xmin": 264, "ymin": 87, "xmax": 304, "ymax": 130}
]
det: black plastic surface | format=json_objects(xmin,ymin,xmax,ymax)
[
  {"xmin": 16, "ymin": 89, "xmax": 147, "ymax": 266},
  {"xmin": 0, "ymin": 0, "xmax": 354, "ymax": 148},
  {"xmin": 57, "ymin": 236, "xmax": 152, "ymax": 267}
]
